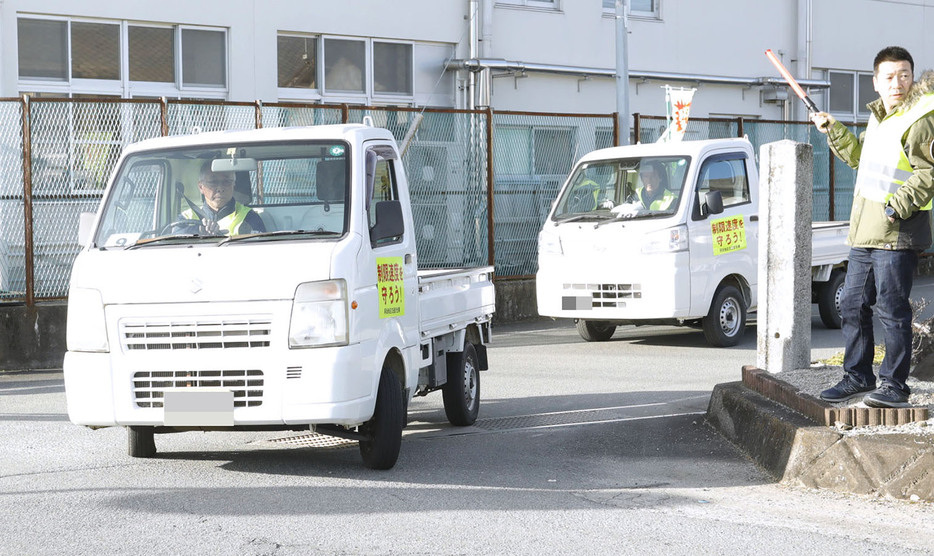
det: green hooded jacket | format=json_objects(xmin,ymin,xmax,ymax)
[{"xmin": 825, "ymin": 70, "xmax": 934, "ymax": 251}]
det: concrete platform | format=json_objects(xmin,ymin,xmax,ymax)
[{"xmin": 707, "ymin": 367, "xmax": 934, "ymax": 501}]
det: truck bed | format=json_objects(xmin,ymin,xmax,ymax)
[
  {"xmin": 417, "ymin": 266, "xmax": 496, "ymax": 340},
  {"xmin": 812, "ymin": 221, "xmax": 850, "ymax": 268}
]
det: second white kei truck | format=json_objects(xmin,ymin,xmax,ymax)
[{"xmin": 536, "ymin": 137, "xmax": 849, "ymax": 347}]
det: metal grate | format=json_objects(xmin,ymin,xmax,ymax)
[
  {"xmin": 120, "ymin": 318, "xmax": 272, "ymax": 351},
  {"xmin": 133, "ymin": 369, "xmax": 264, "ymax": 408}
]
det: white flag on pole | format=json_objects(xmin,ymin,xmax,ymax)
[{"xmin": 657, "ymin": 86, "xmax": 696, "ymax": 142}]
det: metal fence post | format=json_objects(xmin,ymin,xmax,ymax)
[
  {"xmin": 828, "ymin": 143, "xmax": 836, "ymax": 220},
  {"xmin": 255, "ymin": 100, "xmax": 263, "ymax": 129},
  {"xmin": 615, "ymin": 111, "xmax": 623, "ymax": 146},
  {"xmin": 160, "ymin": 97, "xmax": 168, "ymax": 136},
  {"xmin": 485, "ymin": 107, "xmax": 495, "ymax": 268},
  {"xmin": 20, "ymin": 95, "xmax": 34, "ymax": 306}
]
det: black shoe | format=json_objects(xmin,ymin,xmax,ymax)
[
  {"xmin": 864, "ymin": 384, "xmax": 911, "ymax": 409},
  {"xmin": 820, "ymin": 375, "xmax": 875, "ymax": 403}
]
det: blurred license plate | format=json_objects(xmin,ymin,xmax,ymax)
[{"xmin": 163, "ymin": 389, "xmax": 233, "ymax": 426}]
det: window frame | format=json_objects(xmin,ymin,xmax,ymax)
[
  {"xmin": 825, "ymin": 69, "xmax": 874, "ymax": 123},
  {"xmin": 602, "ymin": 0, "xmax": 661, "ymax": 19}
]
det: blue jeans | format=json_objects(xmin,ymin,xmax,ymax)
[{"xmin": 841, "ymin": 247, "xmax": 918, "ymax": 393}]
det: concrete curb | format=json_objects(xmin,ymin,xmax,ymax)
[
  {"xmin": 741, "ymin": 366, "xmax": 929, "ymax": 426},
  {"xmin": 707, "ymin": 377, "xmax": 934, "ymax": 501}
]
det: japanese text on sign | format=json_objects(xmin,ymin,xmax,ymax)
[
  {"xmin": 377, "ymin": 257, "xmax": 405, "ymax": 318},
  {"xmin": 710, "ymin": 215, "xmax": 747, "ymax": 255}
]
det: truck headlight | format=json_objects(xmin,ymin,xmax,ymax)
[
  {"xmin": 67, "ymin": 287, "xmax": 109, "ymax": 352},
  {"xmin": 538, "ymin": 228, "xmax": 563, "ymax": 255},
  {"xmin": 289, "ymin": 280, "xmax": 348, "ymax": 348},
  {"xmin": 642, "ymin": 225, "xmax": 688, "ymax": 254}
]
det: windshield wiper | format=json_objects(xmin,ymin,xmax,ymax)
[
  {"xmin": 217, "ymin": 229, "xmax": 341, "ymax": 245},
  {"xmin": 126, "ymin": 234, "xmax": 211, "ymax": 249},
  {"xmin": 554, "ymin": 213, "xmax": 612, "ymax": 224}
]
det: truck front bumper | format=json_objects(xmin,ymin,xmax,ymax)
[{"xmin": 64, "ymin": 341, "xmax": 379, "ymax": 429}]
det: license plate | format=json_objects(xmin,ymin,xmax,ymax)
[{"xmin": 163, "ymin": 388, "xmax": 234, "ymax": 426}]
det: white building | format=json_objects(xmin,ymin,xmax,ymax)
[{"xmin": 5, "ymin": 0, "xmax": 934, "ymax": 126}]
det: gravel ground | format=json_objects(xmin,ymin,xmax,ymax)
[{"xmin": 777, "ymin": 363, "xmax": 934, "ymax": 435}]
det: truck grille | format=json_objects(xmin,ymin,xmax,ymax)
[
  {"xmin": 120, "ymin": 317, "xmax": 272, "ymax": 351},
  {"xmin": 132, "ymin": 369, "xmax": 264, "ymax": 408},
  {"xmin": 562, "ymin": 283, "xmax": 642, "ymax": 309}
]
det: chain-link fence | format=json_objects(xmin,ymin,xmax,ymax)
[{"xmin": 0, "ymin": 97, "xmax": 861, "ymax": 304}]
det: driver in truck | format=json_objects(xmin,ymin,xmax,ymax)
[
  {"xmin": 181, "ymin": 160, "xmax": 267, "ymax": 235},
  {"xmin": 631, "ymin": 161, "xmax": 676, "ymax": 210}
]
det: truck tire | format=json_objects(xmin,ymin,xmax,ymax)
[
  {"xmin": 818, "ymin": 268, "xmax": 845, "ymax": 329},
  {"xmin": 576, "ymin": 319, "xmax": 617, "ymax": 342},
  {"xmin": 127, "ymin": 426, "xmax": 156, "ymax": 458},
  {"xmin": 359, "ymin": 366, "xmax": 404, "ymax": 470},
  {"xmin": 443, "ymin": 343, "xmax": 480, "ymax": 426},
  {"xmin": 702, "ymin": 285, "xmax": 746, "ymax": 347}
]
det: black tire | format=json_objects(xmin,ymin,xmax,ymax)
[
  {"xmin": 443, "ymin": 343, "xmax": 480, "ymax": 426},
  {"xmin": 818, "ymin": 268, "xmax": 845, "ymax": 329},
  {"xmin": 359, "ymin": 366, "xmax": 404, "ymax": 470},
  {"xmin": 576, "ymin": 319, "xmax": 617, "ymax": 342},
  {"xmin": 127, "ymin": 426, "xmax": 156, "ymax": 458},
  {"xmin": 702, "ymin": 284, "xmax": 747, "ymax": 347}
]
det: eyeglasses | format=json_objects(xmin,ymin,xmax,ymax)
[{"xmin": 202, "ymin": 179, "xmax": 234, "ymax": 189}]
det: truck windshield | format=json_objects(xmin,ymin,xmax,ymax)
[
  {"xmin": 552, "ymin": 156, "xmax": 689, "ymax": 221},
  {"xmin": 91, "ymin": 141, "xmax": 350, "ymax": 249}
]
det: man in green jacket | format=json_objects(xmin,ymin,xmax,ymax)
[{"xmin": 812, "ymin": 46, "xmax": 934, "ymax": 408}]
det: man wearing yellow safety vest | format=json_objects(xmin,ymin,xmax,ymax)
[
  {"xmin": 632, "ymin": 160, "xmax": 676, "ymax": 210},
  {"xmin": 181, "ymin": 160, "xmax": 266, "ymax": 236},
  {"xmin": 811, "ymin": 46, "xmax": 934, "ymax": 408}
]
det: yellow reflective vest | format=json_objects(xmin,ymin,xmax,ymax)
[
  {"xmin": 853, "ymin": 93, "xmax": 934, "ymax": 211},
  {"xmin": 181, "ymin": 202, "xmax": 253, "ymax": 235}
]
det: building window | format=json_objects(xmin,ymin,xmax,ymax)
[
  {"xmin": 278, "ymin": 35, "xmax": 317, "ymax": 89},
  {"xmin": 279, "ymin": 34, "xmax": 417, "ymax": 103},
  {"xmin": 827, "ymin": 70, "xmax": 874, "ymax": 121},
  {"xmin": 374, "ymin": 42, "xmax": 413, "ymax": 95},
  {"xmin": 129, "ymin": 26, "xmax": 174, "ymax": 83},
  {"xmin": 499, "ymin": 0, "xmax": 559, "ymax": 10},
  {"xmin": 324, "ymin": 38, "xmax": 366, "ymax": 94},
  {"xmin": 71, "ymin": 22, "xmax": 120, "ymax": 80},
  {"xmin": 181, "ymin": 28, "xmax": 227, "ymax": 88},
  {"xmin": 603, "ymin": 0, "xmax": 660, "ymax": 18},
  {"xmin": 18, "ymin": 18, "xmax": 67, "ymax": 80},
  {"xmin": 17, "ymin": 16, "xmax": 227, "ymax": 98}
]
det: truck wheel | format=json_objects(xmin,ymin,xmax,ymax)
[
  {"xmin": 702, "ymin": 285, "xmax": 746, "ymax": 347},
  {"xmin": 818, "ymin": 269, "xmax": 845, "ymax": 329},
  {"xmin": 127, "ymin": 426, "xmax": 156, "ymax": 458},
  {"xmin": 576, "ymin": 319, "xmax": 617, "ymax": 342},
  {"xmin": 359, "ymin": 366, "xmax": 404, "ymax": 470},
  {"xmin": 443, "ymin": 343, "xmax": 480, "ymax": 426}
]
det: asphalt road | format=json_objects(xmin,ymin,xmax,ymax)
[{"xmin": 5, "ymin": 282, "xmax": 934, "ymax": 555}]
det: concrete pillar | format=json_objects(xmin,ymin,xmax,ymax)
[{"xmin": 757, "ymin": 140, "xmax": 812, "ymax": 373}]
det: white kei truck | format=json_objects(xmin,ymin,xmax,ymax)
[
  {"xmin": 64, "ymin": 121, "xmax": 496, "ymax": 469},
  {"xmin": 536, "ymin": 137, "xmax": 849, "ymax": 347}
]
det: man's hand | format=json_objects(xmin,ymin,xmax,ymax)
[
  {"xmin": 201, "ymin": 218, "xmax": 220, "ymax": 235},
  {"xmin": 811, "ymin": 112, "xmax": 836, "ymax": 134},
  {"xmin": 600, "ymin": 199, "xmax": 615, "ymax": 209}
]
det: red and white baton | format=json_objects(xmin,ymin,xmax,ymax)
[{"xmin": 765, "ymin": 49, "xmax": 819, "ymax": 113}]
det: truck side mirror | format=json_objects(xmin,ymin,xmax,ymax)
[
  {"xmin": 702, "ymin": 190, "xmax": 724, "ymax": 217},
  {"xmin": 370, "ymin": 200, "xmax": 404, "ymax": 244}
]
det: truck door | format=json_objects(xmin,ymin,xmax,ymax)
[
  {"xmin": 365, "ymin": 145, "xmax": 419, "ymax": 349},
  {"xmin": 688, "ymin": 152, "xmax": 758, "ymax": 315}
]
